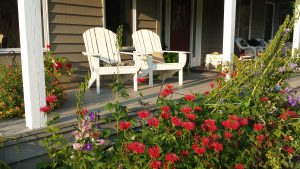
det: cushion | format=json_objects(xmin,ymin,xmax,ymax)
[{"xmin": 103, "ymin": 60, "xmax": 135, "ymax": 67}]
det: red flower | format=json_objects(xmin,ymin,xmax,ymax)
[
  {"xmin": 150, "ymin": 161, "xmax": 161, "ymax": 169},
  {"xmin": 175, "ymin": 130, "xmax": 182, "ymax": 137},
  {"xmin": 235, "ymin": 164, "xmax": 245, "ymax": 169},
  {"xmin": 165, "ymin": 153, "xmax": 179, "ymax": 164},
  {"xmin": 284, "ymin": 145, "xmax": 294, "ymax": 154},
  {"xmin": 231, "ymin": 121, "xmax": 240, "ymax": 130},
  {"xmin": 181, "ymin": 150, "xmax": 189, "ymax": 157},
  {"xmin": 148, "ymin": 117, "xmax": 159, "ymax": 127},
  {"xmin": 201, "ymin": 119, "xmax": 217, "ymax": 132},
  {"xmin": 181, "ymin": 122, "xmax": 195, "ymax": 131},
  {"xmin": 224, "ymin": 131, "xmax": 233, "ymax": 140},
  {"xmin": 284, "ymin": 135, "xmax": 291, "ymax": 142},
  {"xmin": 126, "ymin": 142, "xmax": 145, "ymax": 154},
  {"xmin": 46, "ymin": 95, "xmax": 57, "ymax": 103},
  {"xmin": 185, "ymin": 113, "xmax": 196, "ymax": 121},
  {"xmin": 46, "ymin": 44, "xmax": 51, "ymax": 49},
  {"xmin": 203, "ymin": 91, "xmax": 210, "ymax": 95},
  {"xmin": 229, "ymin": 115, "xmax": 239, "ymax": 121},
  {"xmin": 194, "ymin": 106, "xmax": 202, "ymax": 111},
  {"xmin": 253, "ymin": 123, "xmax": 264, "ymax": 132},
  {"xmin": 148, "ymin": 146, "xmax": 160, "ymax": 159},
  {"xmin": 260, "ymin": 97, "xmax": 269, "ymax": 102},
  {"xmin": 52, "ymin": 62, "xmax": 62, "ymax": 69},
  {"xmin": 210, "ymin": 134, "xmax": 219, "ymax": 141},
  {"xmin": 171, "ymin": 116, "xmax": 182, "ymax": 126},
  {"xmin": 221, "ymin": 120, "xmax": 231, "ymax": 129},
  {"xmin": 212, "ymin": 142, "xmax": 223, "ymax": 152},
  {"xmin": 160, "ymin": 84, "xmax": 174, "ymax": 97},
  {"xmin": 137, "ymin": 77, "xmax": 146, "ymax": 83},
  {"xmin": 256, "ymin": 134, "xmax": 265, "ymax": 143},
  {"xmin": 209, "ymin": 82, "xmax": 215, "ymax": 88},
  {"xmin": 220, "ymin": 72, "xmax": 227, "ymax": 77},
  {"xmin": 239, "ymin": 118, "xmax": 249, "ymax": 126},
  {"xmin": 161, "ymin": 112, "xmax": 170, "ymax": 119},
  {"xmin": 201, "ymin": 137, "xmax": 211, "ymax": 147},
  {"xmin": 65, "ymin": 63, "xmax": 73, "ymax": 70},
  {"xmin": 137, "ymin": 110, "xmax": 150, "ymax": 119},
  {"xmin": 161, "ymin": 106, "xmax": 170, "ymax": 113},
  {"xmin": 40, "ymin": 106, "xmax": 52, "ymax": 113},
  {"xmin": 119, "ymin": 121, "xmax": 131, "ymax": 131},
  {"xmin": 180, "ymin": 106, "xmax": 193, "ymax": 114},
  {"xmin": 184, "ymin": 94, "xmax": 195, "ymax": 101},
  {"xmin": 192, "ymin": 144, "xmax": 206, "ymax": 156}
]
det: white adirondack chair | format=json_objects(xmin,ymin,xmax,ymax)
[
  {"xmin": 82, "ymin": 27, "xmax": 141, "ymax": 94},
  {"xmin": 132, "ymin": 29, "xmax": 188, "ymax": 87}
]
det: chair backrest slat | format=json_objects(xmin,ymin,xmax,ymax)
[
  {"xmin": 132, "ymin": 29, "xmax": 163, "ymax": 53},
  {"xmin": 83, "ymin": 27, "xmax": 121, "ymax": 63}
]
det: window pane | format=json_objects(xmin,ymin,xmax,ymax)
[
  {"xmin": 106, "ymin": 0, "xmax": 132, "ymax": 46},
  {"xmin": 0, "ymin": 0, "xmax": 20, "ymax": 48}
]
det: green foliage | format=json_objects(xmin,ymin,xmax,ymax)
[{"xmin": 0, "ymin": 160, "xmax": 10, "ymax": 169}]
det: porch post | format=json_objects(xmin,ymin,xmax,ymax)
[
  {"xmin": 18, "ymin": 0, "xmax": 47, "ymax": 129},
  {"xmin": 222, "ymin": 0, "xmax": 237, "ymax": 68},
  {"xmin": 293, "ymin": 1, "xmax": 300, "ymax": 57}
]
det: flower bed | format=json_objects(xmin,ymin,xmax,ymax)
[
  {"xmin": 0, "ymin": 49, "xmax": 72, "ymax": 119},
  {"xmin": 40, "ymin": 15, "xmax": 300, "ymax": 169}
]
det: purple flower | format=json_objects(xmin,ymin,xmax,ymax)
[
  {"xmin": 279, "ymin": 66, "xmax": 286, "ymax": 73},
  {"xmin": 288, "ymin": 95, "xmax": 298, "ymax": 107},
  {"xmin": 285, "ymin": 87, "xmax": 292, "ymax": 94},
  {"xmin": 96, "ymin": 139, "xmax": 105, "ymax": 145},
  {"xmin": 89, "ymin": 112, "xmax": 95, "ymax": 121},
  {"xmin": 83, "ymin": 142, "xmax": 93, "ymax": 151},
  {"xmin": 288, "ymin": 63, "xmax": 298, "ymax": 69}
]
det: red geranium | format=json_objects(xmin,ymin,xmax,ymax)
[
  {"xmin": 150, "ymin": 161, "xmax": 161, "ymax": 169},
  {"xmin": 52, "ymin": 62, "xmax": 63, "ymax": 70},
  {"xmin": 46, "ymin": 95, "xmax": 57, "ymax": 103},
  {"xmin": 148, "ymin": 146, "xmax": 160, "ymax": 159},
  {"xmin": 160, "ymin": 84, "xmax": 174, "ymax": 97},
  {"xmin": 184, "ymin": 94, "xmax": 195, "ymax": 101},
  {"xmin": 201, "ymin": 137, "xmax": 211, "ymax": 147},
  {"xmin": 148, "ymin": 117, "xmax": 159, "ymax": 127},
  {"xmin": 239, "ymin": 118, "xmax": 249, "ymax": 126},
  {"xmin": 126, "ymin": 142, "xmax": 145, "ymax": 154},
  {"xmin": 165, "ymin": 153, "xmax": 179, "ymax": 164},
  {"xmin": 40, "ymin": 106, "xmax": 52, "ymax": 113},
  {"xmin": 181, "ymin": 150, "xmax": 189, "ymax": 157},
  {"xmin": 235, "ymin": 164, "xmax": 245, "ymax": 169},
  {"xmin": 137, "ymin": 77, "xmax": 146, "ymax": 83},
  {"xmin": 209, "ymin": 82, "xmax": 215, "ymax": 88},
  {"xmin": 224, "ymin": 131, "xmax": 233, "ymax": 140},
  {"xmin": 253, "ymin": 123, "xmax": 264, "ymax": 132},
  {"xmin": 161, "ymin": 105, "xmax": 170, "ymax": 113},
  {"xmin": 201, "ymin": 119, "xmax": 217, "ymax": 132},
  {"xmin": 256, "ymin": 134, "xmax": 265, "ymax": 143},
  {"xmin": 181, "ymin": 106, "xmax": 193, "ymax": 114},
  {"xmin": 212, "ymin": 142, "xmax": 223, "ymax": 152},
  {"xmin": 185, "ymin": 113, "xmax": 196, "ymax": 121},
  {"xmin": 260, "ymin": 97, "xmax": 269, "ymax": 102},
  {"xmin": 171, "ymin": 116, "xmax": 182, "ymax": 126},
  {"xmin": 119, "ymin": 121, "xmax": 131, "ymax": 131},
  {"xmin": 137, "ymin": 110, "xmax": 150, "ymax": 119},
  {"xmin": 161, "ymin": 112, "xmax": 170, "ymax": 119},
  {"xmin": 194, "ymin": 106, "xmax": 202, "ymax": 111},
  {"xmin": 284, "ymin": 145, "xmax": 294, "ymax": 154},
  {"xmin": 181, "ymin": 121, "xmax": 195, "ymax": 131},
  {"xmin": 65, "ymin": 63, "xmax": 73, "ymax": 70},
  {"xmin": 203, "ymin": 91, "xmax": 210, "ymax": 95}
]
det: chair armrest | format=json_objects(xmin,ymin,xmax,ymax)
[{"xmin": 162, "ymin": 50, "xmax": 190, "ymax": 54}]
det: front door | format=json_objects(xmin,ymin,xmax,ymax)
[{"xmin": 170, "ymin": 0, "xmax": 191, "ymax": 52}]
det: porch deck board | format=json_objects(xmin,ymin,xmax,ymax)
[{"xmin": 0, "ymin": 72, "xmax": 218, "ymax": 137}]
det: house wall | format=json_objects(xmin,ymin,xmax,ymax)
[
  {"xmin": 137, "ymin": 0, "xmax": 161, "ymax": 36},
  {"xmin": 48, "ymin": 0, "xmax": 103, "ymax": 87},
  {"xmin": 200, "ymin": 0, "xmax": 224, "ymax": 63}
]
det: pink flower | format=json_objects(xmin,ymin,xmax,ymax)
[
  {"xmin": 73, "ymin": 143, "xmax": 83, "ymax": 150},
  {"xmin": 40, "ymin": 106, "xmax": 52, "ymax": 113},
  {"xmin": 137, "ymin": 110, "xmax": 150, "ymax": 119},
  {"xmin": 148, "ymin": 117, "xmax": 159, "ymax": 127},
  {"xmin": 46, "ymin": 95, "xmax": 57, "ymax": 103},
  {"xmin": 184, "ymin": 94, "xmax": 195, "ymax": 101}
]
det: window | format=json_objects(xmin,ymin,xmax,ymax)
[
  {"xmin": 0, "ymin": 0, "xmax": 20, "ymax": 48},
  {"xmin": 106, "ymin": 0, "xmax": 133, "ymax": 46},
  {"xmin": 238, "ymin": 0, "xmax": 251, "ymax": 39},
  {"xmin": 264, "ymin": 2, "xmax": 275, "ymax": 41}
]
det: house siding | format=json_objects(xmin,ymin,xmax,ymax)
[
  {"xmin": 200, "ymin": 0, "xmax": 224, "ymax": 64},
  {"xmin": 137, "ymin": 0, "xmax": 161, "ymax": 36},
  {"xmin": 48, "ymin": 0, "xmax": 103, "ymax": 85}
]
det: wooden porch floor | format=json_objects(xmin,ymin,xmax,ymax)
[{"xmin": 0, "ymin": 72, "xmax": 220, "ymax": 137}]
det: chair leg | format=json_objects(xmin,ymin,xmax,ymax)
[
  {"xmin": 87, "ymin": 72, "xmax": 96, "ymax": 88},
  {"xmin": 179, "ymin": 69, "xmax": 183, "ymax": 85},
  {"xmin": 96, "ymin": 75, "xmax": 100, "ymax": 94},
  {"xmin": 133, "ymin": 73, "xmax": 138, "ymax": 91},
  {"xmin": 149, "ymin": 70, "xmax": 153, "ymax": 87}
]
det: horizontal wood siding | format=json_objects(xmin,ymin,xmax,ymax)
[
  {"xmin": 49, "ymin": 0, "xmax": 103, "ymax": 86},
  {"xmin": 137, "ymin": 0, "xmax": 160, "ymax": 36},
  {"xmin": 201, "ymin": 0, "xmax": 224, "ymax": 65},
  {"xmin": 250, "ymin": 0, "xmax": 265, "ymax": 39}
]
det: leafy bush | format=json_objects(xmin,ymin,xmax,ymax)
[
  {"xmin": 41, "ymin": 11, "xmax": 300, "ymax": 168},
  {"xmin": 0, "ymin": 50, "xmax": 72, "ymax": 119}
]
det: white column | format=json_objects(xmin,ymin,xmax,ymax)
[
  {"xmin": 18, "ymin": 0, "xmax": 47, "ymax": 129},
  {"xmin": 293, "ymin": 1, "xmax": 300, "ymax": 57},
  {"xmin": 222, "ymin": 0, "xmax": 237, "ymax": 67}
]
